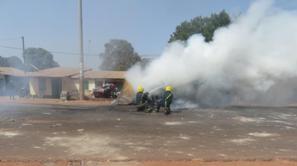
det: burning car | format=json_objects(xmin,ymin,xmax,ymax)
[{"xmin": 93, "ymin": 83, "xmax": 119, "ymax": 98}]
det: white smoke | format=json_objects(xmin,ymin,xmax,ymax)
[{"xmin": 127, "ymin": 0, "xmax": 297, "ymax": 107}]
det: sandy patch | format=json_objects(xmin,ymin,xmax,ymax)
[
  {"xmin": 44, "ymin": 134, "xmax": 123, "ymax": 159},
  {"xmin": 248, "ymin": 132, "xmax": 279, "ymax": 137},
  {"xmin": 21, "ymin": 123, "xmax": 33, "ymax": 126},
  {"xmin": 178, "ymin": 134, "xmax": 191, "ymax": 140},
  {"xmin": 232, "ymin": 117, "xmax": 263, "ymax": 123},
  {"xmin": 42, "ymin": 112, "xmax": 52, "ymax": 115},
  {"xmin": 1, "ymin": 160, "xmax": 297, "ymax": 166},
  {"xmin": 77, "ymin": 129, "xmax": 84, "ymax": 132},
  {"xmin": 164, "ymin": 121, "xmax": 183, "ymax": 126},
  {"xmin": 0, "ymin": 130, "xmax": 21, "ymax": 138},
  {"xmin": 187, "ymin": 121, "xmax": 199, "ymax": 124},
  {"xmin": 275, "ymin": 113, "xmax": 296, "ymax": 119},
  {"xmin": 229, "ymin": 138, "xmax": 256, "ymax": 145}
]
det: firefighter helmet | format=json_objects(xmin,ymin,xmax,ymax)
[
  {"xmin": 165, "ymin": 85, "xmax": 173, "ymax": 92},
  {"xmin": 137, "ymin": 85, "xmax": 144, "ymax": 93}
]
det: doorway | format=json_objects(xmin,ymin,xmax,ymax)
[{"xmin": 51, "ymin": 78, "xmax": 62, "ymax": 98}]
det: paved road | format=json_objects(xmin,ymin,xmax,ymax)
[{"xmin": 0, "ymin": 104, "xmax": 297, "ymax": 161}]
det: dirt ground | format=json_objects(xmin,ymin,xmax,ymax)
[
  {"xmin": 1, "ymin": 102, "xmax": 297, "ymax": 165},
  {"xmin": 0, "ymin": 96, "xmax": 112, "ymax": 106},
  {"xmin": 1, "ymin": 160, "xmax": 297, "ymax": 166}
]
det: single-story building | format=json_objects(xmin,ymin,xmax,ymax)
[
  {"xmin": 27, "ymin": 67, "xmax": 92, "ymax": 98},
  {"xmin": 27, "ymin": 67, "xmax": 127, "ymax": 99},
  {"xmin": 0, "ymin": 66, "xmax": 131, "ymax": 99}
]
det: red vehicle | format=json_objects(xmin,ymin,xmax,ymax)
[{"xmin": 93, "ymin": 83, "xmax": 119, "ymax": 98}]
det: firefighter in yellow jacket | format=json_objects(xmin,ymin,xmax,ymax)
[
  {"xmin": 135, "ymin": 85, "xmax": 144, "ymax": 105},
  {"xmin": 135, "ymin": 85, "xmax": 150, "ymax": 112},
  {"xmin": 163, "ymin": 86, "xmax": 173, "ymax": 115}
]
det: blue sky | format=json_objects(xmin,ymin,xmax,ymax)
[{"xmin": 0, "ymin": 0, "xmax": 296, "ymax": 69}]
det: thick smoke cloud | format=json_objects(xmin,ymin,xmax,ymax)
[{"xmin": 127, "ymin": 0, "xmax": 297, "ymax": 107}]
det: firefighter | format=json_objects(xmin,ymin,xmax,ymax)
[
  {"xmin": 142, "ymin": 92, "xmax": 152, "ymax": 112},
  {"xmin": 163, "ymin": 85, "xmax": 173, "ymax": 115},
  {"xmin": 135, "ymin": 85, "xmax": 144, "ymax": 105},
  {"xmin": 136, "ymin": 85, "xmax": 147, "ymax": 111}
]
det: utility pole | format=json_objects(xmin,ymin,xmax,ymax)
[
  {"xmin": 78, "ymin": 0, "xmax": 85, "ymax": 100},
  {"xmin": 21, "ymin": 36, "xmax": 25, "ymax": 62},
  {"xmin": 21, "ymin": 36, "xmax": 29, "ymax": 96}
]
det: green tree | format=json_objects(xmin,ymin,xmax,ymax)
[
  {"xmin": 23, "ymin": 48, "xmax": 59, "ymax": 71},
  {"xmin": 0, "ymin": 56, "xmax": 25, "ymax": 70},
  {"xmin": 169, "ymin": 10, "xmax": 231, "ymax": 43},
  {"xmin": 6, "ymin": 56, "xmax": 25, "ymax": 69},
  {"xmin": 100, "ymin": 39, "xmax": 141, "ymax": 71}
]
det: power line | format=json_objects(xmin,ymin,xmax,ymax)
[
  {"xmin": 49, "ymin": 50, "xmax": 98, "ymax": 57},
  {"xmin": 0, "ymin": 37, "xmax": 20, "ymax": 42},
  {"xmin": 0, "ymin": 53, "xmax": 22, "ymax": 57},
  {"xmin": 0, "ymin": 44, "xmax": 98, "ymax": 56},
  {"xmin": 0, "ymin": 45, "xmax": 22, "ymax": 50},
  {"xmin": 49, "ymin": 50, "xmax": 80, "ymax": 55}
]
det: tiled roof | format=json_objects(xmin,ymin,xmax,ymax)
[
  {"xmin": 27, "ymin": 67, "xmax": 92, "ymax": 78},
  {"xmin": 0, "ymin": 67, "xmax": 26, "ymax": 77},
  {"xmin": 71, "ymin": 70, "xmax": 126, "ymax": 79}
]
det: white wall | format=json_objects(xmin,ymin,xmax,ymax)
[
  {"xmin": 29, "ymin": 78, "xmax": 38, "ymax": 96},
  {"xmin": 29, "ymin": 78, "xmax": 52, "ymax": 97}
]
